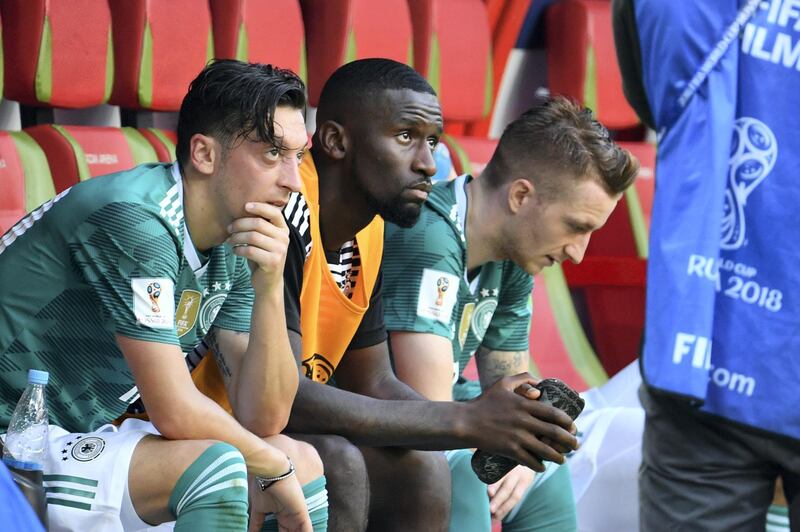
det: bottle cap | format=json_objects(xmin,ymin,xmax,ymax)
[{"xmin": 27, "ymin": 369, "xmax": 49, "ymax": 385}]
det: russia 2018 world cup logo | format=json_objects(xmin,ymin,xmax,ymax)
[
  {"xmin": 147, "ymin": 282, "xmax": 162, "ymax": 313},
  {"xmin": 436, "ymin": 277, "xmax": 450, "ymax": 306},
  {"xmin": 721, "ymin": 117, "xmax": 777, "ymax": 250}
]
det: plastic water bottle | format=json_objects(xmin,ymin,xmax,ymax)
[
  {"xmin": 3, "ymin": 369, "xmax": 50, "ymax": 470},
  {"xmin": 2, "ymin": 369, "xmax": 50, "ymax": 527}
]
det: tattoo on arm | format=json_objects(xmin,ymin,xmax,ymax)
[
  {"xmin": 476, "ymin": 347, "xmax": 526, "ymax": 390},
  {"xmin": 206, "ymin": 328, "xmax": 233, "ymax": 381}
]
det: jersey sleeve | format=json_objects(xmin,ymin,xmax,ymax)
[
  {"xmin": 69, "ymin": 202, "xmax": 181, "ymax": 345},
  {"xmin": 347, "ymin": 269, "xmax": 388, "ymax": 350},
  {"xmin": 212, "ymin": 255, "xmax": 254, "ymax": 333},
  {"xmin": 382, "ymin": 209, "xmax": 463, "ymax": 339},
  {"xmin": 481, "ymin": 261, "xmax": 533, "ymax": 352}
]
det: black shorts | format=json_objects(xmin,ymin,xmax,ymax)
[{"xmin": 639, "ymin": 385, "xmax": 800, "ymax": 531}]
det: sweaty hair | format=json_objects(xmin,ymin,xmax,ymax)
[
  {"xmin": 316, "ymin": 58, "xmax": 435, "ymax": 121},
  {"xmin": 176, "ymin": 59, "xmax": 306, "ymax": 166},
  {"xmin": 483, "ymin": 97, "xmax": 639, "ymax": 198}
]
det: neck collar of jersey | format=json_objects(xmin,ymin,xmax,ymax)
[{"xmin": 171, "ymin": 163, "xmax": 209, "ymax": 279}]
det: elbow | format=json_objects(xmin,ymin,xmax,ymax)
[
  {"xmin": 150, "ymin": 408, "xmax": 196, "ymax": 441},
  {"xmin": 234, "ymin": 404, "xmax": 292, "ymax": 438}
]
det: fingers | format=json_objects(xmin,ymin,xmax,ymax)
[
  {"xmin": 496, "ymin": 373, "xmax": 539, "ymax": 393},
  {"xmin": 242, "ymin": 202, "xmax": 289, "ymax": 230},
  {"xmin": 503, "ymin": 444, "xmax": 546, "ymax": 472},
  {"xmin": 513, "ymin": 382, "xmax": 540, "ymax": 400},
  {"xmin": 248, "ymin": 508, "xmax": 266, "ymax": 532},
  {"xmin": 489, "ymin": 466, "xmax": 535, "ymax": 517},
  {"xmin": 227, "ymin": 203, "xmax": 291, "ymax": 273}
]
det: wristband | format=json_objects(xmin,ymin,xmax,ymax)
[{"xmin": 254, "ymin": 457, "xmax": 295, "ymax": 491}]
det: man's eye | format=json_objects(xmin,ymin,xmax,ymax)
[
  {"xmin": 297, "ymin": 150, "xmax": 306, "ymax": 163},
  {"xmin": 266, "ymin": 148, "xmax": 281, "ymax": 161},
  {"xmin": 397, "ymin": 132, "xmax": 412, "ymax": 143},
  {"xmin": 427, "ymin": 137, "xmax": 439, "ymax": 150}
]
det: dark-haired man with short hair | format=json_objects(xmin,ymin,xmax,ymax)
[
  {"xmin": 0, "ymin": 60, "xmax": 327, "ymax": 531},
  {"xmin": 382, "ymin": 97, "xmax": 639, "ymax": 531}
]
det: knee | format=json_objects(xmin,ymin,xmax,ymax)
[
  {"xmin": 309, "ymin": 435, "xmax": 367, "ymax": 481},
  {"xmin": 397, "ymin": 450, "xmax": 451, "ymax": 505},
  {"xmin": 267, "ymin": 434, "xmax": 324, "ymax": 484}
]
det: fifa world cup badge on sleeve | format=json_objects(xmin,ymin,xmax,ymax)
[
  {"xmin": 132, "ymin": 278, "xmax": 175, "ymax": 329},
  {"xmin": 416, "ymin": 269, "xmax": 459, "ymax": 323}
]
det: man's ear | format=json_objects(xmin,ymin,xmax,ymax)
[
  {"xmin": 188, "ymin": 133, "xmax": 219, "ymax": 176},
  {"xmin": 507, "ymin": 178, "xmax": 535, "ymax": 214},
  {"xmin": 316, "ymin": 120, "xmax": 348, "ymax": 160}
]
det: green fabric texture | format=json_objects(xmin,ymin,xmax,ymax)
[
  {"xmin": 542, "ymin": 265, "xmax": 608, "ymax": 387},
  {"xmin": 625, "ymin": 186, "xmax": 649, "ymax": 258},
  {"xmin": 427, "ymin": 34, "xmax": 441, "ymax": 95},
  {"xmin": 344, "ymin": 28, "xmax": 357, "ymax": 64},
  {"xmin": 261, "ymin": 475, "xmax": 328, "ymax": 532},
  {"xmin": 138, "ymin": 22, "xmax": 154, "ymax": 108},
  {"xmin": 104, "ymin": 28, "xmax": 114, "ymax": 102},
  {"xmin": 10, "ymin": 131, "xmax": 56, "ymax": 211},
  {"xmin": 583, "ymin": 44, "xmax": 598, "ymax": 116},
  {"xmin": 446, "ymin": 450, "xmax": 578, "ymax": 532},
  {"xmin": 447, "ymin": 449, "xmax": 491, "ymax": 532},
  {"xmin": 50, "ymin": 125, "xmax": 91, "ymax": 181},
  {"xmin": 35, "ymin": 16, "xmax": 53, "ymax": 103},
  {"xmin": 236, "ymin": 22, "xmax": 248, "ymax": 61},
  {"xmin": 766, "ymin": 504, "xmax": 790, "ymax": 532},
  {"xmin": 168, "ymin": 442, "xmax": 248, "ymax": 531},
  {"xmin": 120, "ymin": 127, "xmax": 158, "ymax": 164}
]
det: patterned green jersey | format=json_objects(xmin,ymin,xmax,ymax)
[
  {"xmin": 0, "ymin": 163, "xmax": 253, "ymax": 433},
  {"xmin": 383, "ymin": 175, "xmax": 532, "ymax": 382}
]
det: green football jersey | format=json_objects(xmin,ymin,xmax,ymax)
[
  {"xmin": 383, "ymin": 175, "xmax": 532, "ymax": 382},
  {"xmin": 0, "ymin": 163, "xmax": 253, "ymax": 433}
]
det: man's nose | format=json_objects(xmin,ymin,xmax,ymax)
[{"xmin": 565, "ymin": 234, "xmax": 591, "ymax": 264}]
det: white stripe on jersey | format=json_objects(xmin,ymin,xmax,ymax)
[{"xmin": 0, "ymin": 189, "xmax": 71, "ymax": 254}]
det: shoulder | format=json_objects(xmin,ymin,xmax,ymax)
[
  {"xmin": 39, "ymin": 165, "xmax": 175, "ymax": 239},
  {"xmin": 384, "ymin": 205, "xmax": 462, "ymax": 264}
]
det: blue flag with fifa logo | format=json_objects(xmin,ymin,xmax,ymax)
[{"xmin": 634, "ymin": 0, "xmax": 800, "ymax": 439}]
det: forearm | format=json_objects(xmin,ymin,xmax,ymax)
[
  {"xmin": 235, "ymin": 285, "xmax": 299, "ymax": 432},
  {"xmin": 156, "ymin": 387, "xmax": 290, "ymax": 477},
  {"xmin": 286, "ymin": 377, "xmax": 471, "ymax": 448},
  {"xmin": 476, "ymin": 348, "xmax": 529, "ymax": 391}
]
